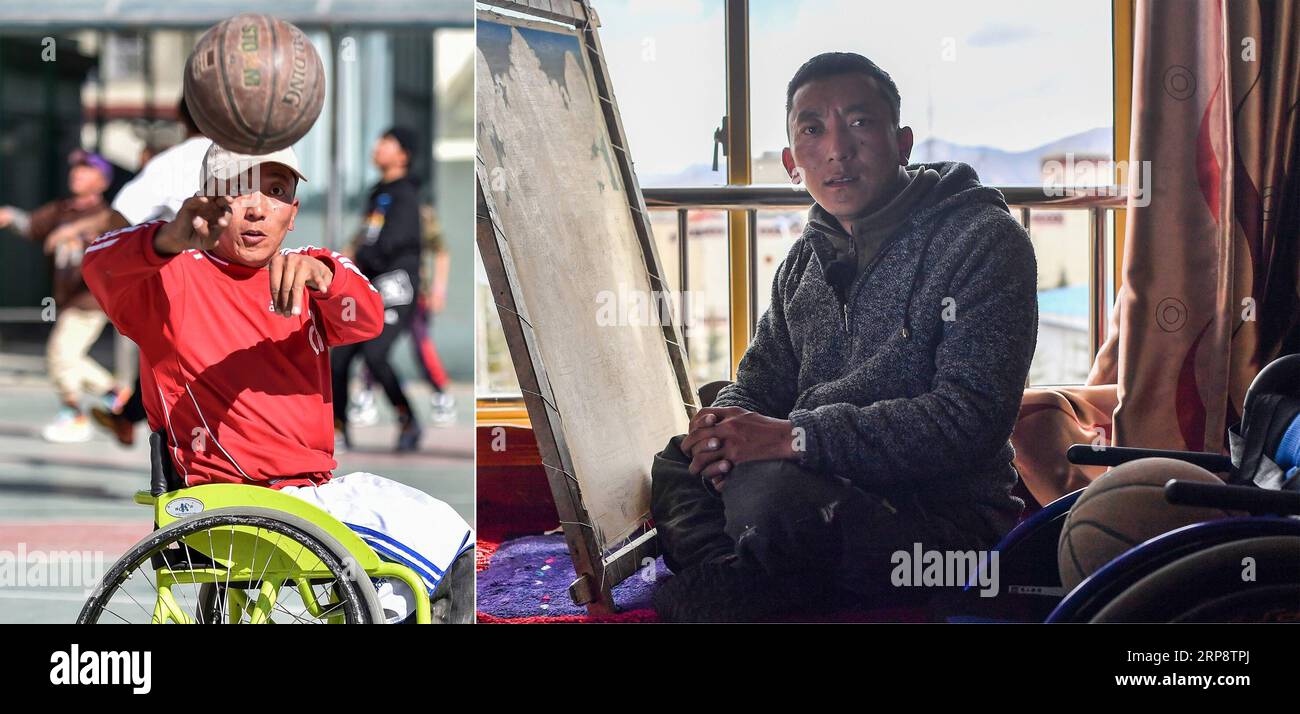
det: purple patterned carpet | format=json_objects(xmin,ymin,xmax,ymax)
[{"xmin": 476, "ymin": 534, "xmax": 670, "ymax": 618}]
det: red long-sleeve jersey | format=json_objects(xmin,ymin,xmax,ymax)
[{"xmin": 82, "ymin": 221, "xmax": 384, "ymax": 488}]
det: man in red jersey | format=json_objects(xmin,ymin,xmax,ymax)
[{"xmin": 82, "ymin": 144, "xmax": 473, "ymax": 623}]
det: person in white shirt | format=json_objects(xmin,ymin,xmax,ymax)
[{"xmin": 111, "ymin": 98, "xmax": 213, "ymax": 226}]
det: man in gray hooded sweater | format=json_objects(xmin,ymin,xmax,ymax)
[{"xmin": 650, "ymin": 52, "xmax": 1039, "ymax": 621}]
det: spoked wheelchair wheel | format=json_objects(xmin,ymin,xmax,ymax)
[{"xmin": 78, "ymin": 507, "xmax": 383, "ymax": 624}]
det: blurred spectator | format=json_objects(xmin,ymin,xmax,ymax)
[
  {"xmin": 0, "ymin": 151, "xmax": 129, "ymax": 442},
  {"xmin": 414, "ymin": 203, "xmax": 456, "ymax": 425},
  {"xmin": 110, "ymin": 97, "xmax": 213, "ymax": 226},
  {"xmin": 333, "ymin": 127, "xmax": 425, "ymax": 452},
  {"xmin": 348, "ymin": 204, "xmax": 456, "ymax": 429}
]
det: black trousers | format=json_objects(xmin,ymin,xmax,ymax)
[
  {"xmin": 650, "ymin": 434, "xmax": 994, "ymax": 602},
  {"xmin": 331, "ymin": 303, "xmax": 415, "ymax": 424}
]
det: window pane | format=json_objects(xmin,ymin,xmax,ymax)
[
  {"xmin": 754, "ymin": 209, "xmax": 807, "ymax": 318},
  {"xmin": 683, "ymin": 210, "xmax": 731, "ymax": 385},
  {"xmin": 595, "ymin": 0, "xmax": 728, "ymax": 186},
  {"xmin": 1026, "ymin": 209, "xmax": 1093, "ymax": 385},
  {"xmin": 474, "ymin": 248, "xmax": 522, "ymax": 398},
  {"xmin": 749, "ymin": 0, "xmax": 1113, "ymax": 186},
  {"xmin": 648, "ymin": 210, "xmax": 682, "ymax": 295},
  {"xmin": 646, "ymin": 208, "xmax": 731, "ymax": 386},
  {"xmin": 647, "ymin": 208, "xmax": 733, "ymax": 388}
]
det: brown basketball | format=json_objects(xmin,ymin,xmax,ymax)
[
  {"xmin": 1057, "ymin": 458, "xmax": 1240, "ymax": 593},
  {"xmin": 184, "ymin": 14, "xmax": 325, "ymax": 154}
]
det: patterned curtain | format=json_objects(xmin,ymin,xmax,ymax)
[{"xmin": 1013, "ymin": 0, "xmax": 1300, "ymax": 507}]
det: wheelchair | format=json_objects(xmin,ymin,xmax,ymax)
[
  {"xmin": 944, "ymin": 353, "xmax": 1300, "ymax": 623},
  {"xmin": 77, "ymin": 431, "xmax": 457, "ymax": 624}
]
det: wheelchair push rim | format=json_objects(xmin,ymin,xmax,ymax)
[{"xmin": 78, "ymin": 508, "xmax": 383, "ymax": 624}]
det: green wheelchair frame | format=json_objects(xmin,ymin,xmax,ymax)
[
  {"xmin": 134, "ymin": 483, "xmax": 433, "ymax": 624},
  {"xmin": 81, "ymin": 432, "xmax": 434, "ymax": 624}
]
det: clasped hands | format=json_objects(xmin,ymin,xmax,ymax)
[{"xmin": 680, "ymin": 406, "xmax": 798, "ymax": 492}]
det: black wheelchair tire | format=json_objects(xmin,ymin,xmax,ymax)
[{"xmin": 1092, "ymin": 535, "xmax": 1300, "ymax": 623}]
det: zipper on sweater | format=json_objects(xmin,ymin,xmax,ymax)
[{"xmin": 837, "ymin": 235, "xmax": 901, "ymax": 338}]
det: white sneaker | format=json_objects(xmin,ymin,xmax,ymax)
[
  {"xmin": 430, "ymin": 392, "xmax": 456, "ymax": 427},
  {"xmin": 42, "ymin": 409, "xmax": 93, "ymax": 443},
  {"xmin": 348, "ymin": 389, "xmax": 380, "ymax": 427}
]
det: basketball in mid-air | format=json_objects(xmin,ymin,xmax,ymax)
[{"xmin": 184, "ymin": 13, "xmax": 325, "ymax": 155}]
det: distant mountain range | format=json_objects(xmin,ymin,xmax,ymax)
[
  {"xmin": 911, "ymin": 126, "xmax": 1114, "ymax": 186},
  {"xmin": 639, "ymin": 126, "xmax": 1114, "ymax": 188}
]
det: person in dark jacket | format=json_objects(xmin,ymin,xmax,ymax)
[
  {"xmin": 650, "ymin": 53, "xmax": 1039, "ymax": 621},
  {"xmin": 332, "ymin": 127, "xmax": 425, "ymax": 452}
]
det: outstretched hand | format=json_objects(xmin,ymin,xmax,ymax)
[
  {"xmin": 268, "ymin": 252, "xmax": 333, "ymax": 317},
  {"xmin": 154, "ymin": 195, "xmax": 233, "ymax": 255}
]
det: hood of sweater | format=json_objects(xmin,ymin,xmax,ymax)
[
  {"xmin": 804, "ymin": 160, "xmax": 1012, "ymax": 339},
  {"xmin": 806, "ymin": 164, "xmax": 941, "ymax": 275}
]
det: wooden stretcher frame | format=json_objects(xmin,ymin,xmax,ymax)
[{"xmin": 474, "ymin": 0, "xmax": 697, "ymax": 613}]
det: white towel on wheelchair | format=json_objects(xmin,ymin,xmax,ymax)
[{"xmin": 280, "ymin": 472, "xmax": 473, "ymax": 622}]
